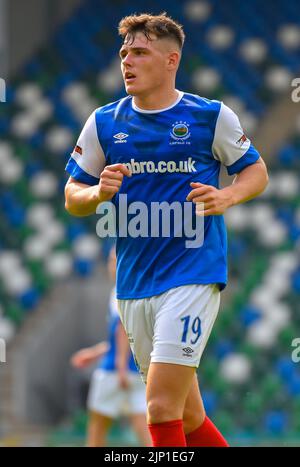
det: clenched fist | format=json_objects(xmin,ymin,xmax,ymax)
[{"xmin": 98, "ymin": 163, "xmax": 132, "ymax": 202}]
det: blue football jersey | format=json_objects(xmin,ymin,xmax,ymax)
[
  {"xmin": 99, "ymin": 288, "xmax": 138, "ymax": 372},
  {"xmin": 66, "ymin": 92, "xmax": 260, "ymax": 299}
]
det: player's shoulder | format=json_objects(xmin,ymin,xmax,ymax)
[
  {"xmin": 94, "ymin": 95, "xmax": 132, "ymax": 119},
  {"xmin": 182, "ymin": 92, "xmax": 222, "ymax": 112},
  {"xmin": 181, "ymin": 92, "xmax": 222, "ymax": 128}
]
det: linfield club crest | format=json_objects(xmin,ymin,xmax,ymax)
[{"xmin": 170, "ymin": 121, "xmax": 191, "ymax": 143}]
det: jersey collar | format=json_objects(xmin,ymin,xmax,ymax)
[{"xmin": 131, "ymin": 90, "xmax": 184, "ymax": 114}]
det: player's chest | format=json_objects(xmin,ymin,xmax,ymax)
[{"xmin": 100, "ymin": 116, "xmax": 213, "ymax": 164}]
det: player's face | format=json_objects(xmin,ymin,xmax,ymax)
[{"xmin": 119, "ymin": 32, "xmax": 175, "ymax": 96}]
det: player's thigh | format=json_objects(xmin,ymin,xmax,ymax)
[{"xmin": 118, "ymin": 298, "xmax": 153, "ymax": 383}]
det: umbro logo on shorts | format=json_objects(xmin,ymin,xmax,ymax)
[{"xmin": 182, "ymin": 347, "xmax": 194, "ymax": 357}]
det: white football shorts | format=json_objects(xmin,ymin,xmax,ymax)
[
  {"xmin": 87, "ymin": 369, "xmax": 147, "ymax": 418},
  {"xmin": 118, "ymin": 284, "xmax": 221, "ymax": 383}
]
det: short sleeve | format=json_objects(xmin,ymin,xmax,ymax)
[
  {"xmin": 65, "ymin": 110, "xmax": 106, "ymax": 185},
  {"xmin": 212, "ymin": 103, "xmax": 260, "ymax": 175}
]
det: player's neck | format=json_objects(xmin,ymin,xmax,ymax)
[{"xmin": 133, "ymin": 88, "xmax": 179, "ymax": 111}]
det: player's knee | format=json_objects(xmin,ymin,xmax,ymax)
[
  {"xmin": 147, "ymin": 398, "xmax": 182, "ymax": 424},
  {"xmin": 183, "ymin": 406, "xmax": 206, "ymax": 434}
]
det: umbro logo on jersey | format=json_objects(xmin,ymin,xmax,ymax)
[
  {"xmin": 182, "ymin": 347, "xmax": 194, "ymax": 357},
  {"xmin": 114, "ymin": 132, "xmax": 129, "ymax": 143}
]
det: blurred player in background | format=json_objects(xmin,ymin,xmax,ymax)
[
  {"xmin": 71, "ymin": 247, "xmax": 151, "ymax": 447},
  {"xmin": 65, "ymin": 13, "xmax": 268, "ymax": 447}
]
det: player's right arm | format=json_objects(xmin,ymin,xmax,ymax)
[
  {"xmin": 64, "ymin": 110, "xmax": 131, "ymax": 217},
  {"xmin": 70, "ymin": 341, "xmax": 110, "ymax": 369},
  {"xmin": 65, "ymin": 163, "xmax": 131, "ymax": 217}
]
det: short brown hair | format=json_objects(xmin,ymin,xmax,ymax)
[{"xmin": 118, "ymin": 12, "xmax": 185, "ymax": 51}]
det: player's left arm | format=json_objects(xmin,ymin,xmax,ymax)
[
  {"xmin": 186, "ymin": 103, "xmax": 268, "ymax": 216},
  {"xmin": 187, "ymin": 157, "xmax": 268, "ymax": 216},
  {"xmin": 115, "ymin": 320, "xmax": 131, "ymax": 389}
]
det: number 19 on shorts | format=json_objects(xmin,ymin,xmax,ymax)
[{"xmin": 181, "ymin": 315, "xmax": 202, "ymax": 344}]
